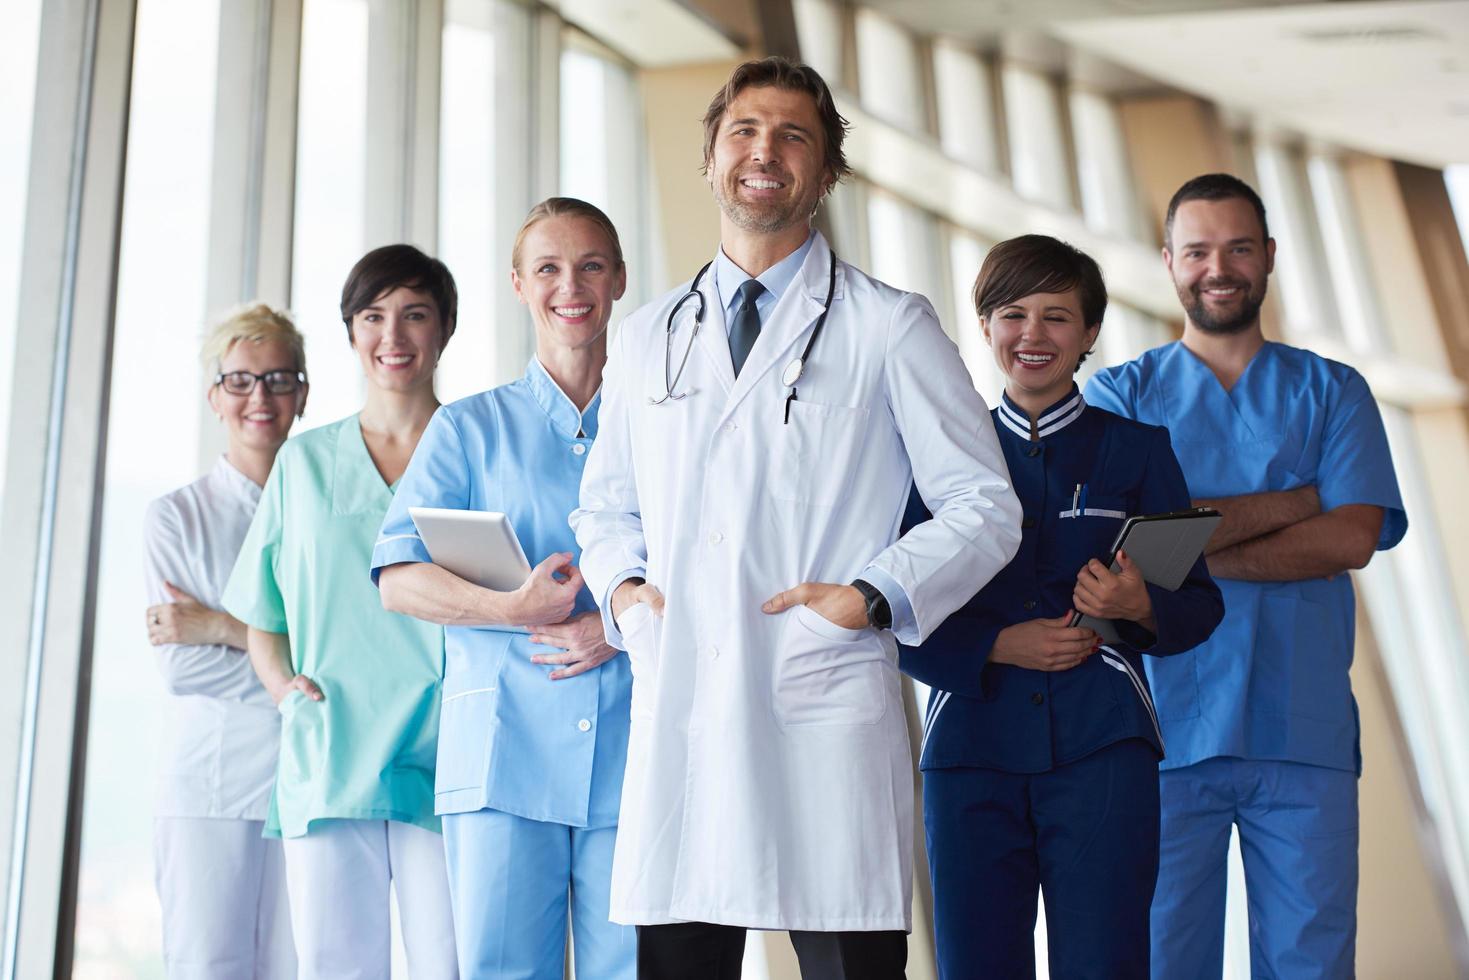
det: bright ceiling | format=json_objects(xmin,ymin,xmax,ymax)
[{"xmin": 865, "ymin": 0, "xmax": 1469, "ymax": 168}]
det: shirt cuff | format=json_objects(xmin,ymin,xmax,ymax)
[
  {"xmin": 857, "ymin": 565, "xmax": 918, "ymax": 644},
  {"xmin": 600, "ymin": 568, "xmax": 647, "ymax": 649},
  {"xmin": 369, "ymin": 534, "xmax": 434, "ymax": 586}
]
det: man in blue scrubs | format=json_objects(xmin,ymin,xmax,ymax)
[{"xmin": 1086, "ymin": 173, "xmax": 1407, "ymax": 978}]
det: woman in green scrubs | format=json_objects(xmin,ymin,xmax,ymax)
[{"xmin": 223, "ymin": 245, "xmax": 460, "ymax": 980}]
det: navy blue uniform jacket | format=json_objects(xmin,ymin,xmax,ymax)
[{"xmin": 902, "ymin": 389, "xmax": 1224, "ymax": 773}]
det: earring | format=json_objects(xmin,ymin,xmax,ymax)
[{"xmin": 215, "ymin": 412, "xmax": 223, "ymax": 422}]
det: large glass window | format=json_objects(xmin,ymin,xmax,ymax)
[
  {"xmin": 560, "ymin": 37, "xmax": 654, "ymax": 310},
  {"xmin": 0, "ymin": 0, "xmax": 44, "ymax": 516},
  {"xmin": 853, "ymin": 9, "xmax": 925, "ymax": 133},
  {"xmin": 72, "ymin": 1, "xmax": 221, "ymax": 974},
  {"xmin": 290, "ymin": 0, "xmax": 369, "ymax": 428},
  {"xmin": 437, "ymin": 0, "xmax": 500, "ymax": 403}
]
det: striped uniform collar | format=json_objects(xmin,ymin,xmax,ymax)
[{"xmin": 996, "ymin": 388, "xmax": 1085, "ymax": 442}]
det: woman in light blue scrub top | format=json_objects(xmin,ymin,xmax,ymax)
[{"xmin": 373, "ymin": 198, "xmax": 635, "ymax": 979}]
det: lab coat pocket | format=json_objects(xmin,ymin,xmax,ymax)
[
  {"xmin": 620, "ymin": 602, "xmax": 662, "ymax": 719},
  {"xmin": 436, "ymin": 672, "xmax": 498, "ymax": 795},
  {"xmin": 772, "ymin": 400, "xmax": 870, "ymax": 507},
  {"xmin": 774, "ymin": 604, "xmax": 888, "ymax": 727}
]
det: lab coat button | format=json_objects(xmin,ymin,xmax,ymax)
[
  {"xmin": 723, "ymin": 421, "xmax": 737, "ymax": 433},
  {"xmin": 1021, "ymin": 517, "xmax": 1036, "ymax": 529},
  {"xmin": 708, "ymin": 531, "xmax": 723, "ymax": 546},
  {"xmin": 1023, "ymin": 599, "xmax": 1037, "ymax": 610},
  {"xmin": 1027, "ymin": 446, "xmax": 1041, "ymax": 457},
  {"xmin": 1031, "ymin": 693, "xmax": 1045, "ymax": 706},
  {"xmin": 710, "ymin": 646, "xmax": 720, "ymax": 659},
  {"xmin": 577, "ymin": 719, "xmax": 592, "ymax": 732},
  {"xmin": 572, "ymin": 443, "xmax": 587, "ymax": 455}
]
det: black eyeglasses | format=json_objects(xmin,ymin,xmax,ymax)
[{"xmin": 213, "ymin": 370, "xmax": 307, "ymax": 395}]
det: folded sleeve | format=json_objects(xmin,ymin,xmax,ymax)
[
  {"xmin": 371, "ymin": 405, "xmax": 476, "ymax": 584},
  {"xmin": 142, "ymin": 497, "xmax": 263, "ymax": 700},
  {"xmin": 865, "ymin": 293, "xmax": 1023, "ymax": 645},
  {"xmin": 1317, "ymin": 369, "xmax": 1407, "ymax": 550}
]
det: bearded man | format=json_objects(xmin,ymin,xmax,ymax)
[
  {"xmin": 1086, "ymin": 173, "xmax": 1407, "ymax": 978},
  {"xmin": 572, "ymin": 57, "xmax": 1021, "ymax": 979}
]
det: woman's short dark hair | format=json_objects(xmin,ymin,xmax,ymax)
[
  {"xmin": 340, "ymin": 244, "xmax": 458, "ymax": 347},
  {"xmin": 972, "ymin": 235, "xmax": 1108, "ymax": 369},
  {"xmin": 701, "ymin": 56, "xmax": 852, "ymax": 187}
]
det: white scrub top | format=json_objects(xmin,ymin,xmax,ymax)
[{"xmin": 143, "ymin": 455, "xmax": 280, "ymax": 820}]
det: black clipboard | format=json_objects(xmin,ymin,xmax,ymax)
[{"xmin": 1069, "ymin": 506, "xmax": 1221, "ymax": 643}]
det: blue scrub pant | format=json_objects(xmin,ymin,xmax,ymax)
[
  {"xmin": 443, "ymin": 809, "xmax": 636, "ymax": 980},
  {"xmin": 1151, "ymin": 758, "xmax": 1358, "ymax": 980},
  {"xmin": 924, "ymin": 738, "xmax": 1161, "ymax": 980}
]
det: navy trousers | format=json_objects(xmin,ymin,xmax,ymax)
[{"xmin": 924, "ymin": 738, "xmax": 1161, "ymax": 980}]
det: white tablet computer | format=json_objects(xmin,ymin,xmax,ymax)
[{"xmin": 408, "ymin": 507, "xmax": 532, "ymax": 592}]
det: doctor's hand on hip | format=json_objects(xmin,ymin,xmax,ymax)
[
  {"xmin": 611, "ymin": 578, "xmax": 665, "ymax": 623},
  {"xmin": 512, "ymin": 552, "xmax": 584, "ymax": 626},
  {"xmin": 529, "ymin": 610, "xmax": 618, "ymax": 680},
  {"xmin": 761, "ymin": 583, "xmax": 867, "ymax": 630}
]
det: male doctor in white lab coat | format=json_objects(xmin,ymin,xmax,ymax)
[{"xmin": 572, "ymin": 56, "xmax": 1022, "ymax": 980}]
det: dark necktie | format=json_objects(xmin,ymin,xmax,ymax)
[{"xmin": 728, "ymin": 279, "xmax": 766, "ymax": 377}]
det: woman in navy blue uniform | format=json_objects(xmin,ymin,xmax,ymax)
[{"xmin": 903, "ymin": 235, "xmax": 1223, "ymax": 979}]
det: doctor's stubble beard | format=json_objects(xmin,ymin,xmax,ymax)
[
  {"xmin": 712, "ymin": 165, "xmax": 824, "ymax": 235},
  {"xmin": 1177, "ymin": 272, "xmax": 1270, "ymax": 335}
]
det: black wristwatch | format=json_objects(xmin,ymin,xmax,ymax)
[{"xmin": 851, "ymin": 578, "xmax": 892, "ymax": 631}]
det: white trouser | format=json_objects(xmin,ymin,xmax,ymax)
[
  {"xmin": 154, "ymin": 816, "xmax": 296, "ymax": 980},
  {"xmin": 281, "ymin": 819, "xmax": 458, "ymax": 980}
]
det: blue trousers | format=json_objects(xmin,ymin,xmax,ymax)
[
  {"xmin": 924, "ymin": 738, "xmax": 1161, "ymax": 980},
  {"xmin": 442, "ymin": 809, "xmax": 635, "ymax": 980},
  {"xmin": 1151, "ymin": 757, "xmax": 1357, "ymax": 980}
]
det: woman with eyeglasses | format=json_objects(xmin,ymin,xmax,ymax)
[
  {"xmin": 224, "ymin": 245, "xmax": 460, "ymax": 979},
  {"xmin": 143, "ymin": 303, "xmax": 307, "ymax": 979},
  {"xmin": 374, "ymin": 198, "xmax": 634, "ymax": 978}
]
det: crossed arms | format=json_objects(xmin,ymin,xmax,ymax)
[{"xmin": 1199, "ymin": 485, "xmax": 1383, "ymax": 581}]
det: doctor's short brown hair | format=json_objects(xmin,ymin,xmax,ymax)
[
  {"xmin": 972, "ymin": 235, "xmax": 1108, "ymax": 368},
  {"xmin": 701, "ymin": 56, "xmax": 852, "ymax": 186}
]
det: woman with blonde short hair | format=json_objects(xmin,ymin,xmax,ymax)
[
  {"xmin": 374, "ymin": 198, "xmax": 636, "ymax": 978},
  {"xmin": 143, "ymin": 303, "xmax": 308, "ymax": 979}
]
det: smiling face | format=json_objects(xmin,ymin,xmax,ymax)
[
  {"xmin": 983, "ymin": 289, "xmax": 1100, "ymax": 411},
  {"xmin": 706, "ymin": 84, "xmax": 833, "ymax": 236},
  {"xmin": 511, "ymin": 215, "xmax": 626, "ymax": 354},
  {"xmin": 208, "ymin": 336, "xmax": 306, "ymax": 455},
  {"xmin": 1165, "ymin": 196, "xmax": 1275, "ymax": 336},
  {"xmin": 349, "ymin": 285, "xmax": 444, "ymax": 393}
]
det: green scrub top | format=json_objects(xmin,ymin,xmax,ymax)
[{"xmin": 223, "ymin": 414, "xmax": 443, "ymax": 838}]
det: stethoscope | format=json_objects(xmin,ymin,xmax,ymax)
[{"xmin": 651, "ymin": 251, "xmax": 839, "ymax": 425}]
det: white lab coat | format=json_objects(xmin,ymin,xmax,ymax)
[{"xmin": 572, "ymin": 232, "xmax": 1022, "ymax": 932}]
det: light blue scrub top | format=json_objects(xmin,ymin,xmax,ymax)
[
  {"xmin": 1086, "ymin": 341, "xmax": 1407, "ymax": 774},
  {"xmin": 371, "ymin": 358, "xmax": 632, "ymax": 828}
]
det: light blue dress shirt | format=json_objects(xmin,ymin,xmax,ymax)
[
  {"xmin": 1086, "ymin": 341, "xmax": 1407, "ymax": 774},
  {"xmin": 714, "ymin": 232, "xmax": 917, "ymax": 634},
  {"xmin": 371, "ymin": 358, "xmax": 632, "ymax": 828}
]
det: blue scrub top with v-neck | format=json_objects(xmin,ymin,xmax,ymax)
[
  {"xmin": 1085, "ymin": 341, "xmax": 1407, "ymax": 774},
  {"xmin": 371, "ymin": 358, "xmax": 632, "ymax": 828}
]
